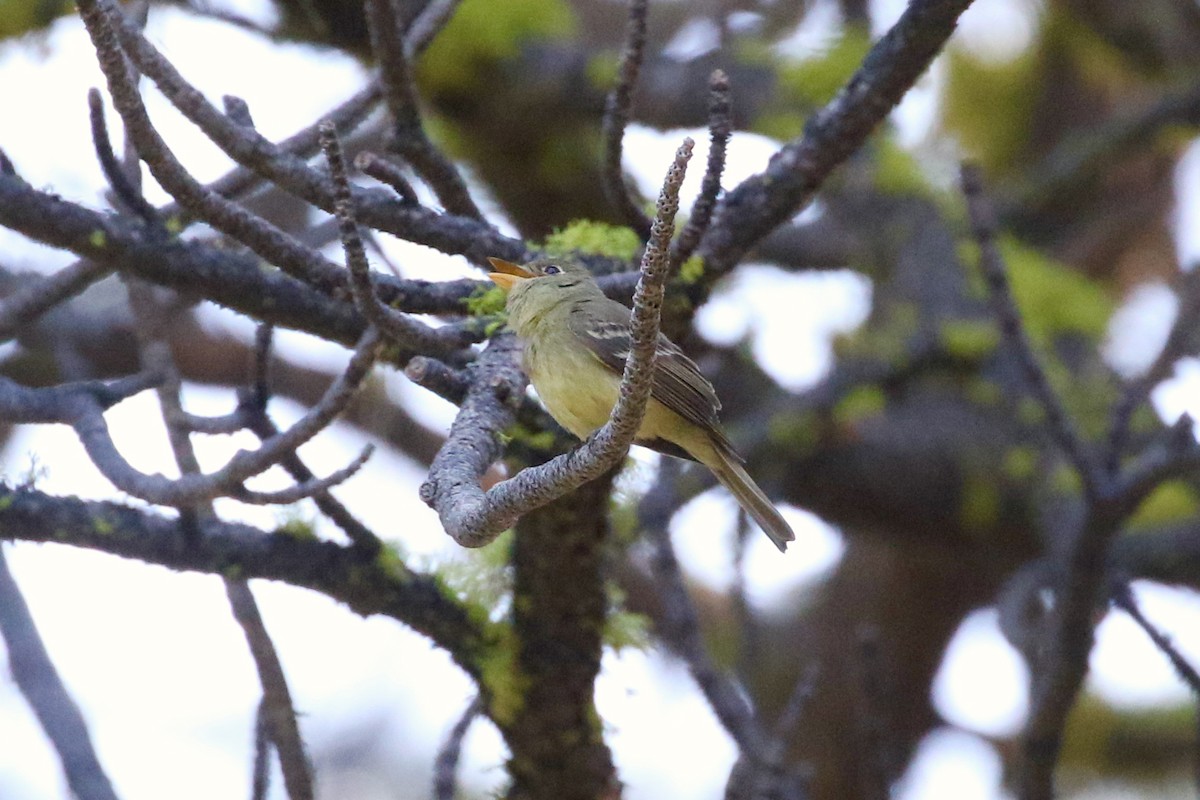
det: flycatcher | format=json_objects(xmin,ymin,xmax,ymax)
[{"xmin": 488, "ymin": 257, "xmax": 795, "ymax": 552}]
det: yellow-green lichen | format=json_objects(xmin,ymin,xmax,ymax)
[
  {"xmin": 464, "ymin": 284, "xmax": 508, "ymax": 317},
  {"xmin": 1050, "ymin": 464, "xmax": 1082, "ymax": 496},
  {"xmin": 604, "ymin": 585, "xmax": 650, "ymax": 652},
  {"xmin": 960, "ymin": 469, "xmax": 1000, "ymax": 531},
  {"xmin": 678, "ymin": 255, "xmax": 705, "ymax": 285},
  {"xmin": 833, "ymin": 386, "xmax": 886, "ymax": 427},
  {"xmin": 483, "ymin": 317, "xmax": 507, "ymax": 337},
  {"xmin": 1128, "ymin": 480, "xmax": 1200, "ymax": 530},
  {"xmin": 477, "ymin": 624, "xmax": 528, "ymax": 727},
  {"xmin": 752, "ymin": 110, "xmax": 807, "ymax": 142},
  {"xmin": 434, "ymin": 529, "xmax": 515, "ymax": 625},
  {"xmin": 965, "ymin": 379, "xmax": 1002, "ymax": 407},
  {"xmin": 585, "ymin": 52, "xmax": 619, "ymax": 91},
  {"xmin": 542, "ymin": 220, "xmax": 640, "ymax": 261},
  {"xmin": 1003, "ymin": 237, "xmax": 1113, "ymax": 342},
  {"xmin": 835, "ymin": 302, "xmax": 919, "ymax": 364},
  {"xmin": 92, "ymin": 514, "xmax": 114, "ymax": 535},
  {"xmin": 88, "ymin": 229, "xmax": 106, "ymax": 249},
  {"xmin": 503, "ymin": 421, "xmax": 559, "ymax": 453},
  {"xmin": 274, "ymin": 509, "xmax": 318, "ymax": 541},
  {"xmin": 940, "ymin": 319, "xmax": 1000, "ymax": 360},
  {"xmin": 1002, "ymin": 446, "xmax": 1039, "ymax": 482},
  {"xmin": 1017, "ymin": 396, "xmax": 1046, "ymax": 426},
  {"xmin": 373, "ymin": 543, "xmax": 412, "ymax": 583}
]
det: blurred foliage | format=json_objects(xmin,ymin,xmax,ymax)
[
  {"xmin": 417, "ymin": 0, "xmax": 575, "ymax": 95},
  {"xmin": 0, "ymin": 0, "xmax": 72, "ymax": 39}
]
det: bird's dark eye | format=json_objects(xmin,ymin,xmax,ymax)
[{"xmin": 543, "ymin": 265, "xmax": 562, "ymax": 275}]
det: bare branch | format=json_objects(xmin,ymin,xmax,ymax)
[
  {"xmin": 0, "ymin": 371, "xmax": 157, "ymax": 423},
  {"xmin": 355, "ymin": 151, "xmax": 419, "ymax": 205},
  {"xmin": 320, "ymin": 120, "xmax": 476, "ymax": 355},
  {"xmin": 363, "ymin": 0, "xmax": 487, "ymax": 222},
  {"xmin": 87, "ymin": 88, "xmax": 159, "ymax": 225},
  {"xmin": 78, "ymin": 0, "xmax": 346, "ymax": 292},
  {"xmin": 422, "ymin": 139, "xmax": 693, "ymax": 546},
  {"xmin": 98, "ymin": 0, "xmax": 523, "ymax": 264},
  {"xmin": 0, "ymin": 259, "xmax": 115, "ymax": 339},
  {"xmin": 602, "ymin": 0, "xmax": 654, "ymax": 240},
  {"xmin": 643, "ymin": 516, "xmax": 763, "ymax": 753},
  {"xmin": 68, "ymin": 330, "xmax": 381, "ymax": 507},
  {"xmin": 405, "ymin": 0, "xmax": 463, "ymax": 57},
  {"xmin": 226, "ymin": 579, "xmax": 314, "ymax": 800},
  {"xmin": 405, "ymin": 355, "xmax": 469, "ymax": 404},
  {"xmin": 0, "ymin": 485, "xmax": 490, "ymax": 685},
  {"xmin": 671, "ymin": 69, "xmax": 732, "ymax": 270},
  {"xmin": 0, "ymin": 547, "xmax": 120, "ymax": 800},
  {"xmin": 231, "ymin": 445, "xmax": 374, "ymax": 505}
]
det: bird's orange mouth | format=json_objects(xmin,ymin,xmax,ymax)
[{"xmin": 487, "ymin": 257, "xmax": 534, "ymax": 291}]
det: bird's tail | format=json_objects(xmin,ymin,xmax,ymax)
[{"xmin": 708, "ymin": 446, "xmax": 795, "ymax": 553}]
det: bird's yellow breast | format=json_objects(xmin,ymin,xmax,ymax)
[
  {"xmin": 524, "ymin": 335, "xmax": 704, "ymax": 459},
  {"xmin": 525, "ymin": 337, "xmax": 620, "ymax": 439}
]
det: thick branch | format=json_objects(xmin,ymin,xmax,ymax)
[{"xmin": 0, "ymin": 485, "xmax": 489, "ymax": 679}]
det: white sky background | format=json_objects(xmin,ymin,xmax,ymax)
[{"xmin": 2, "ymin": 0, "xmax": 1200, "ymax": 798}]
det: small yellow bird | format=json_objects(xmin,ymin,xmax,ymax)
[{"xmin": 488, "ymin": 257, "xmax": 795, "ymax": 552}]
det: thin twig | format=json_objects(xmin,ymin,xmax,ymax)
[
  {"xmin": 1112, "ymin": 582, "xmax": 1200, "ymax": 792},
  {"xmin": 602, "ymin": 0, "xmax": 653, "ymax": 240},
  {"xmin": 421, "ymin": 139, "xmax": 694, "ymax": 546},
  {"xmin": 671, "ymin": 69, "xmax": 732, "ymax": 269},
  {"xmin": 67, "ymin": 330, "xmax": 381, "ymax": 507},
  {"xmin": 363, "ymin": 0, "xmax": 486, "ymax": 221},
  {"xmin": 960, "ymin": 164, "xmax": 1105, "ymax": 498},
  {"xmin": 433, "ymin": 695, "xmax": 483, "ymax": 800},
  {"xmin": 251, "ymin": 699, "xmax": 272, "ymax": 800},
  {"xmin": 225, "ymin": 579, "xmax": 314, "ymax": 800},
  {"xmin": 405, "ymin": 0, "xmax": 463, "ymax": 56},
  {"xmin": 87, "ymin": 88, "xmax": 159, "ymax": 225},
  {"xmin": 78, "ymin": 0, "xmax": 344, "ymax": 292},
  {"xmin": 0, "ymin": 260, "xmax": 115, "ymax": 339},
  {"xmin": 91, "ymin": 0, "xmax": 524, "ymax": 266},
  {"xmin": 645, "ymin": 517, "xmax": 764, "ymax": 753},
  {"xmin": 355, "ymin": 151, "xmax": 419, "ymax": 204},
  {"xmin": 1105, "ymin": 266, "xmax": 1200, "ymax": 471},
  {"xmin": 699, "ymin": 0, "xmax": 974, "ymax": 277},
  {"xmin": 125, "ymin": 270, "xmax": 317, "ymax": 800},
  {"xmin": 320, "ymin": 120, "xmax": 474, "ymax": 355}
]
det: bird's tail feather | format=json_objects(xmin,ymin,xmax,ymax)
[{"xmin": 709, "ymin": 447, "xmax": 795, "ymax": 553}]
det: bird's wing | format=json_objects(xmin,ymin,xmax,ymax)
[{"xmin": 567, "ymin": 297, "xmax": 737, "ymax": 456}]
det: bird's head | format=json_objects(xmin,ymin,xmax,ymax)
[{"xmin": 487, "ymin": 257, "xmax": 599, "ymax": 328}]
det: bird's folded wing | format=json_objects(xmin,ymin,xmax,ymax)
[{"xmin": 567, "ymin": 299, "xmax": 737, "ymax": 456}]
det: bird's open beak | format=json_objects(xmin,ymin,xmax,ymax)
[{"xmin": 487, "ymin": 257, "xmax": 534, "ymax": 291}]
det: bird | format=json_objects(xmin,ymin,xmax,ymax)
[{"xmin": 487, "ymin": 256, "xmax": 795, "ymax": 552}]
